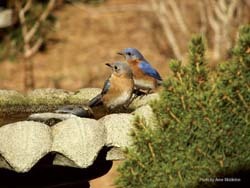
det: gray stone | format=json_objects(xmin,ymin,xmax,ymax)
[
  {"xmin": 51, "ymin": 117, "xmax": 105, "ymax": 168},
  {"xmin": 0, "ymin": 121, "xmax": 52, "ymax": 172},
  {"xmin": 129, "ymin": 93, "xmax": 160, "ymax": 109},
  {"xmin": 99, "ymin": 113, "xmax": 134, "ymax": 160}
]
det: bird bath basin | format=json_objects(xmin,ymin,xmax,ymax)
[{"xmin": 0, "ymin": 88, "xmax": 159, "ymax": 187}]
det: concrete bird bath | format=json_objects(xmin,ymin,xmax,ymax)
[{"xmin": 0, "ymin": 88, "xmax": 159, "ymax": 187}]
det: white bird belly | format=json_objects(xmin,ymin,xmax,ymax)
[
  {"xmin": 134, "ymin": 79, "xmax": 155, "ymax": 90},
  {"xmin": 107, "ymin": 91, "xmax": 132, "ymax": 109}
]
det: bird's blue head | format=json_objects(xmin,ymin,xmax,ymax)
[
  {"xmin": 117, "ymin": 48, "xmax": 145, "ymax": 62},
  {"xmin": 106, "ymin": 62, "xmax": 133, "ymax": 78}
]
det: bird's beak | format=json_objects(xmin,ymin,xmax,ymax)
[
  {"xmin": 105, "ymin": 63, "xmax": 113, "ymax": 68},
  {"xmin": 117, "ymin": 51, "xmax": 125, "ymax": 56}
]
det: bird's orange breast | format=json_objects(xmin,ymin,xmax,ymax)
[
  {"xmin": 102, "ymin": 75, "xmax": 134, "ymax": 108},
  {"xmin": 128, "ymin": 60, "xmax": 157, "ymax": 90}
]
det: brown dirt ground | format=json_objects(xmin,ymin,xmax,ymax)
[
  {"xmin": 0, "ymin": 0, "xmax": 171, "ymax": 93},
  {"xmin": 0, "ymin": 0, "xmax": 172, "ymax": 187},
  {"xmin": 90, "ymin": 161, "xmax": 122, "ymax": 188}
]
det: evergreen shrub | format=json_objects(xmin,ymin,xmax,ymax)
[{"xmin": 116, "ymin": 25, "xmax": 250, "ymax": 188}]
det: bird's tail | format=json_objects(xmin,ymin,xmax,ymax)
[{"xmin": 88, "ymin": 94, "xmax": 103, "ymax": 107}]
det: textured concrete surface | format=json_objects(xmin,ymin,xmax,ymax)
[
  {"xmin": 68, "ymin": 88, "xmax": 102, "ymax": 104},
  {"xmin": 27, "ymin": 88, "xmax": 72, "ymax": 105},
  {"xmin": 53, "ymin": 153, "xmax": 79, "ymax": 168},
  {"xmin": 0, "ymin": 90, "xmax": 27, "ymax": 106},
  {"xmin": 106, "ymin": 147, "xmax": 125, "ymax": 161},
  {"xmin": 0, "ymin": 88, "xmax": 159, "ymax": 173},
  {"xmin": 101, "ymin": 113, "xmax": 134, "ymax": 147},
  {"xmin": 132, "ymin": 105, "xmax": 158, "ymax": 126},
  {"xmin": 0, "ymin": 88, "xmax": 101, "ymax": 114},
  {"xmin": 0, "ymin": 121, "xmax": 52, "ymax": 172},
  {"xmin": 0, "ymin": 155, "xmax": 12, "ymax": 170},
  {"xmin": 100, "ymin": 114, "xmax": 134, "ymax": 160},
  {"xmin": 51, "ymin": 117, "xmax": 106, "ymax": 168}
]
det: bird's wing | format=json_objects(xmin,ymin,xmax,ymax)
[
  {"xmin": 88, "ymin": 94, "xmax": 102, "ymax": 107},
  {"xmin": 88, "ymin": 78, "xmax": 111, "ymax": 107},
  {"xmin": 101, "ymin": 78, "xmax": 111, "ymax": 95},
  {"xmin": 138, "ymin": 61, "xmax": 162, "ymax": 81}
]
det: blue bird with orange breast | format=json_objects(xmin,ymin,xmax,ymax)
[
  {"xmin": 88, "ymin": 62, "xmax": 134, "ymax": 109},
  {"xmin": 117, "ymin": 48, "xmax": 162, "ymax": 93}
]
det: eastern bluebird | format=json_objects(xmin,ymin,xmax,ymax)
[
  {"xmin": 117, "ymin": 48, "xmax": 162, "ymax": 93},
  {"xmin": 88, "ymin": 62, "xmax": 134, "ymax": 110}
]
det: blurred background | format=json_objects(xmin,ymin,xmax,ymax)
[
  {"xmin": 0, "ymin": 0, "xmax": 249, "ymax": 187},
  {"xmin": 0, "ymin": 0, "xmax": 249, "ymax": 93}
]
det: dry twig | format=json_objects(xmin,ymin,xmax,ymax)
[{"xmin": 16, "ymin": 0, "xmax": 56, "ymax": 90}]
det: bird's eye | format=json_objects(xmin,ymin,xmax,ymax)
[
  {"xmin": 114, "ymin": 66, "xmax": 118, "ymax": 70},
  {"xmin": 127, "ymin": 52, "xmax": 131, "ymax": 56}
]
